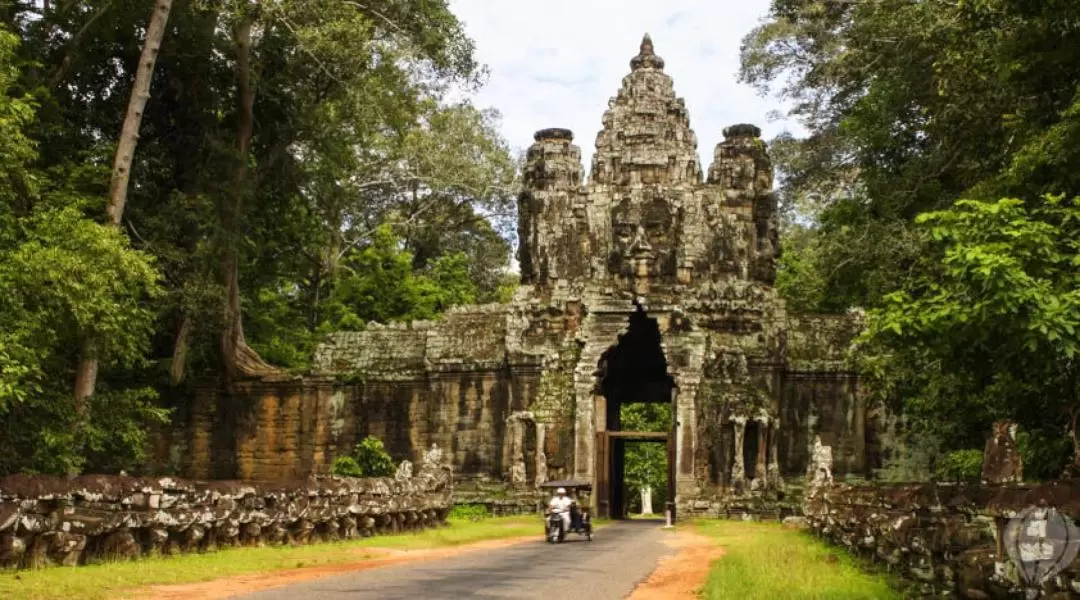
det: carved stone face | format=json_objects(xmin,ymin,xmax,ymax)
[{"xmin": 608, "ymin": 196, "xmax": 677, "ymax": 278}]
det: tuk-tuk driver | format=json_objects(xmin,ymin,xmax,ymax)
[{"xmin": 548, "ymin": 487, "xmax": 573, "ymax": 532}]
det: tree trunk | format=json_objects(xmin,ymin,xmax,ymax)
[
  {"xmin": 168, "ymin": 313, "xmax": 192, "ymax": 386},
  {"xmin": 1066, "ymin": 406, "xmax": 1080, "ymax": 478},
  {"xmin": 219, "ymin": 15, "xmax": 280, "ymax": 380},
  {"xmin": 73, "ymin": 339, "xmax": 98, "ymax": 411},
  {"xmin": 74, "ymin": 0, "xmax": 172, "ymax": 418},
  {"xmin": 106, "ymin": 0, "xmax": 173, "ymax": 225}
]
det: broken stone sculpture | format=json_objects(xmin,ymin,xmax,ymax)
[
  {"xmin": 807, "ymin": 435, "xmax": 834, "ymax": 490},
  {"xmin": 981, "ymin": 419, "xmax": 1023, "ymax": 484},
  {"xmin": 0, "ymin": 466, "xmax": 452, "ymax": 569}
]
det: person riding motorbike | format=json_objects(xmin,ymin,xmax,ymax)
[{"xmin": 547, "ymin": 487, "xmax": 573, "ymax": 534}]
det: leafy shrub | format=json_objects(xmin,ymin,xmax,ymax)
[
  {"xmin": 1016, "ymin": 430, "xmax": 1074, "ymax": 481},
  {"xmin": 330, "ymin": 436, "xmax": 395, "ymax": 478},
  {"xmin": 449, "ymin": 503, "xmax": 491, "ymax": 521},
  {"xmin": 331, "ymin": 456, "xmax": 364, "ymax": 478},
  {"xmin": 934, "ymin": 449, "xmax": 983, "ymax": 483},
  {"xmin": 352, "ymin": 436, "xmax": 395, "ymax": 477}
]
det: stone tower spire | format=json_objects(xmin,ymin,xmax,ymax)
[
  {"xmin": 590, "ymin": 34, "xmax": 701, "ymax": 186},
  {"xmin": 630, "ymin": 33, "xmax": 665, "ymax": 71}
]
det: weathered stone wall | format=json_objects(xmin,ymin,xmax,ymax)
[
  {"xmin": 0, "ymin": 450, "xmax": 454, "ymax": 570},
  {"xmin": 805, "ymin": 481, "xmax": 1080, "ymax": 598}
]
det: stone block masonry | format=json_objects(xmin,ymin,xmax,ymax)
[
  {"xmin": 0, "ymin": 447, "xmax": 453, "ymax": 570},
  {"xmin": 804, "ymin": 480, "xmax": 1080, "ymax": 598}
]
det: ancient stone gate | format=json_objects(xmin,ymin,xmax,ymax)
[{"xmin": 151, "ymin": 35, "xmax": 869, "ymax": 519}]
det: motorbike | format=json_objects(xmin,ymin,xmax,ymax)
[
  {"xmin": 540, "ymin": 480, "xmax": 593, "ymax": 543},
  {"xmin": 546, "ymin": 509, "xmax": 566, "ymax": 543}
]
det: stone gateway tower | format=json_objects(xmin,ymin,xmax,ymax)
[{"xmin": 155, "ymin": 36, "xmax": 870, "ymax": 520}]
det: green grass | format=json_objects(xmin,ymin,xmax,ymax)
[
  {"xmin": 696, "ymin": 520, "xmax": 903, "ymax": 600},
  {"xmin": 0, "ymin": 516, "xmax": 542, "ymax": 600}
]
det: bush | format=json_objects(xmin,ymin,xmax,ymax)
[
  {"xmin": 331, "ymin": 456, "xmax": 364, "ymax": 478},
  {"xmin": 934, "ymin": 449, "xmax": 983, "ymax": 483},
  {"xmin": 352, "ymin": 436, "xmax": 395, "ymax": 477},
  {"xmin": 1016, "ymin": 430, "xmax": 1074, "ymax": 481},
  {"xmin": 330, "ymin": 436, "xmax": 396, "ymax": 478},
  {"xmin": 449, "ymin": 503, "xmax": 491, "ymax": 521}
]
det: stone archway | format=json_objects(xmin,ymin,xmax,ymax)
[{"xmin": 591, "ymin": 306, "xmax": 677, "ymax": 519}]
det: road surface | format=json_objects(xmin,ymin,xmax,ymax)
[{"xmin": 238, "ymin": 520, "xmax": 675, "ymax": 600}]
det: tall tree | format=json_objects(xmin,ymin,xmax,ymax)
[
  {"xmin": 743, "ymin": 0, "xmax": 1080, "ymax": 475},
  {"xmin": 0, "ymin": 0, "xmax": 516, "ymax": 474},
  {"xmin": 742, "ymin": 0, "xmax": 1080, "ymax": 311},
  {"xmin": 0, "ymin": 23, "xmax": 165, "ymax": 474},
  {"xmin": 75, "ymin": 0, "xmax": 173, "ymax": 414}
]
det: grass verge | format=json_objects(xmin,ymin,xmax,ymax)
[
  {"xmin": 0, "ymin": 515, "xmax": 541, "ymax": 600},
  {"xmin": 696, "ymin": 520, "xmax": 903, "ymax": 600}
]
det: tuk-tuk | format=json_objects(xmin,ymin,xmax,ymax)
[{"xmin": 539, "ymin": 479, "xmax": 593, "ymax": 542}]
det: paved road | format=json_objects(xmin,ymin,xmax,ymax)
[{"xmin": 239, "ymin": 520, "xmax": 674, "ymax": 600}]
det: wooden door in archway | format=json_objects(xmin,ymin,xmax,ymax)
[{"xmin": 594, "ymin": 431, "xmax": 611, "ymax": 518}]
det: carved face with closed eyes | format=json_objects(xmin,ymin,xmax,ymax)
[{"xmin": 608, "ymin": 196, "xmax": 678, "ymax": 279}]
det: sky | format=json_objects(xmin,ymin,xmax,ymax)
[{"xmin": 446, "ymin": 0, "xmax": 804, "ymax": 169}]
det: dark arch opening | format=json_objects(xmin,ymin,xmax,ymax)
[{"xmin": 595, "ymin": 305, "xmax": 676, "ymax": 520}]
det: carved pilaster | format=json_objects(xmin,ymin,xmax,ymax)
[
  {"xmin": 753, "ymin": 417, "xmax": 768, "ymax": 491},
  {"xmin": 731, "ymin": 415, "xmax": 747, "ymax": 488},
  {"xmin": 535, "ymin": 423, "xmax": 548, "ymax": 486},
  {"xmin": 767, "ymin": 421, "xmax": 782, "ymax": 491}
]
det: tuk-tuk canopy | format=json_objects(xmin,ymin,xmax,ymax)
[{"xmin": 538, "ymin": 479, "xmax": 592, "ymax": 491}]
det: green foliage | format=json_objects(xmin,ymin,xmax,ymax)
[
  {"xmin": 934, "ymin": 450, "xmax": 983, "ymax": 484},
  {"xmin": 330, "ymin": 437, "xmax": 396, "ymax": 478},
  {"xmin": 1016, "ymin": 429, "xmax": 1074, "ymax": 482},
  {"xmin": 745, "ymin": 1, "xmax": 1080, "ymax": 472},
  {"xmin": 320, "ymin": 225, "xmax": 479, "ymax": 333},
  {"xmin": 448, "ymin": 503, "xmax": 492, "ymax": 521},
  {"xmin": 340, "ymin": 436, "xmax": 396, "ymax": 478},
  {"xmin": 698, "ymin": 520, "xmax": 902, "ymax": 599},
  {"xmin": 620, "ymin": 403, "xmax": 671, "ymax": 513},
  {"xmin": 330, "ymin": 456, "xmax": 364, "ymax": 478},
  {"xmin": 774, "ymin": 223, "xmax": 828, "ymax": 313},
  {"xmin": 0, "ymin": 0, "xmax": 516, "ymax": 476},
  {"xmin": 862, "ymin": 196, "xmax": 1080, "ymax": 472},
  {"xmin": 0, "ymin": 28, "xmax": 36, "ymax": 214},
  {"xmin": 0, "ymin": 24, "xmax": 167, "ymax": 474},
  {"xmin": 745, "ymin": 0, "xmax": 1080, "ymax": 313}
]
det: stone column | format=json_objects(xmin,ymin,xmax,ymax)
[
  {"xmin": 641, "ymin": 486, "xmax": 654, "ymax": 515},
  {"xmin": 671, "ymin": 331, "xmax": 707, "ymax": 500},
  {"xmin": 731, "ymin": 416, "xmax": 747, "ymax": 488},
  {"xmin": 572, "ymin": 322, "xmax": 600, "ymax": 482},
  {"xmin": 535, "ymin": 423, "xmax": 548, "ymax": 486},
  {"xmin": 767, "ymin": 420, "xmax": 782, "ymax": 490},
  {"xmin": 752, "ymin": 416, "xmax": 768, "ymax": 491},
  {"xmin": 508, "ymin": 418, "xmax": 526, "ymax": 487},
  {"xmin": 573, "ymin": 383, "xmax": 595, "ymax": 481}
]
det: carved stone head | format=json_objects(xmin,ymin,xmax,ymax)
[{"xmin": 608, "ymin": 195, "xmax": 678, "ymax": 279}]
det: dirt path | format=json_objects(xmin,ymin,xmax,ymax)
[
  {"xmin": 129, "ymin": 536, "xmax": 536, "ymax": 600},
  {"xmin": 626, "ymin": 527, "xmax": 726, "ymax": 600}
]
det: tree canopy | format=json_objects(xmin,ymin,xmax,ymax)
[
  {"xmin": 744, "ymin": 0, "xmax": 1080, "ymax": 477},
  {"xmin": 0, "ymin": 0, "xmax": 518, "ymax": 475}
]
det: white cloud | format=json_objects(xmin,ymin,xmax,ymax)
[{"xmin": 447, "ymin": 0, "xmax": 804, "ymax": 170}]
